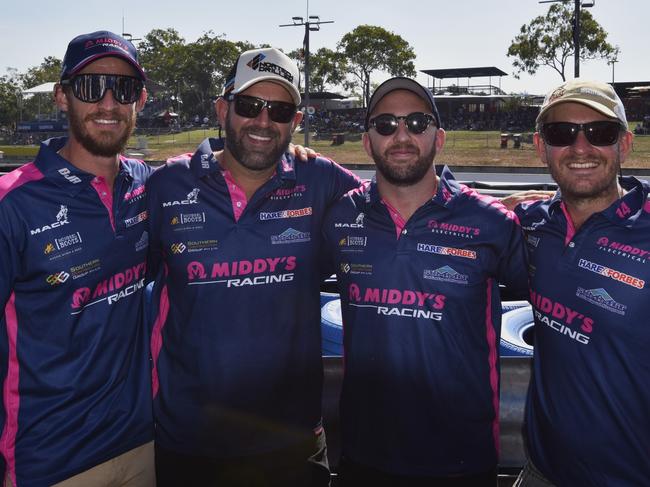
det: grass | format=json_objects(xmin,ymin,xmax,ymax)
[{"xmin": 3, "ymin": 126, "xmax": 650, "ymax": 167}]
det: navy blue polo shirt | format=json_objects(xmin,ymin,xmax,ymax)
[
  {"xmin": 516, "ymin": 176, "xmax": 650, "ymax": 486},
  {"xmin": 0, "ymin": 137, "xmax": 154, "ymax": 486},
  {"xmin": 322, "ymin": 166, "xmax": 529, "ymax": 476},
  {"xmin": 147, "ymin": 137, "xmax": 360, "ymax": 457}
]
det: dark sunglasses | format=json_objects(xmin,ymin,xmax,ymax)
[
  {"xmin": 61, "ymin": 74, "xmax": 144, "ymax": 104},
  {"xmin": 541, "ymin": 121, "xmax": 623, "ymax": 147},
  {"xmin": 368, "ymin": 112, "xmax": 436, "ymax": 136},
  {"xmin": 227, "ymin": 94, "xmax": 297, "ymax": 124}
]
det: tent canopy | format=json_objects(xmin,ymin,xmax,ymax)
[{"xmin": 22, "ymin": 82, "xmax": 57, "ymax": 95}]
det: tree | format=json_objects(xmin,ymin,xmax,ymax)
[
  {"xmin": 288, "ymin": 47, "xmax": 348, "ymax": 94},
  {"xmin": 507, "ymin": 3, "xmax": 615, "ymax": 81},
  {"xmin": 337, "ymin": 25, "xmax": 416, "ymax": 107},
  {"xmin": 0, "ymin": 69, "xmax": 21, "ymax": 129},
  {"xmin": 19, "ymin": 56, "xmax": 62, "ymax": 88}
]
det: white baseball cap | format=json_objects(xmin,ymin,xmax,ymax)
[{"xmin": 222, "ymin": 47, "xmax": 301, "ymax": 105}]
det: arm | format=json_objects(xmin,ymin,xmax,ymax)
[{"xmin": 500, "ymin": 190, "xmax": 554, "ymax": 212}]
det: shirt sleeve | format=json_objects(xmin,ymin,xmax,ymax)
[
  {"xmin": 0, "ymin": 205, "xmax": 20, "ymax": 317},
  {"xmin": 495, "ymin": 214, "xmax": 530, "ymax": 301},
  {"xmin": 324, "ymin": 159, "xmax": 362, "ymax": 204}
]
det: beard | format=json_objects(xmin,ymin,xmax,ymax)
[
  {"xmin": 546, "ymin": 147, "xmax": 621, "ymax": 203},
  {"xmin": 68, "ymin": 106, "xmax": 135, "ymax": 157},
  {"xmin": 225, "ymin": 110, "xmax": 291, "ymax": 171},
  {"xmin": 371, "ymin": 141, "xmax": 437, "ymax": 187}
]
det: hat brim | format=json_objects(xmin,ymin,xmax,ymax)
[
  {"xmin": 230, "ymin": 76, "xmax": 301, "ymax": 105},
  {"xmin": 536, "ymin": 99, "xmax": 623, "ymax": 127},
  {"xmin": 64, "ymin": 52, "xmax": 147, "ymax": 81}
]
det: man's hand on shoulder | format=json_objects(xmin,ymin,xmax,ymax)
[
  {"xmin": 500, "ymin": 190, "xmax": 554, "ymax": 211},
  {"xmin": 289, "ymin": 143, "xmax": 321, "ymax": 161}
]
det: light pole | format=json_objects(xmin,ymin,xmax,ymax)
[
  {"xmin": 539, "ymin": 0, "xmax": 595, "ymax": 78},
  {"xmin": 280, "ymin": 13, "xmax": 333, "ymax": 146}
]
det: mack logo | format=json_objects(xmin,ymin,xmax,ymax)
[
  {"xmin": 162, "ymin": 188, "xmax": 200, "ymax": 207},
  {"xmin": 46, "ymin": 271, "xmax": 70, "ymax": 285},
  {"xmin": 522, "ymin": 218, "xmax": 546, "ymax": 232},
  {"xmin": 334, "ymin": 213, "xmax": 364, "ymax": 229},
  {"xmin": 30, "ymin": 205, "xmax": 69, "ymax": 235}
]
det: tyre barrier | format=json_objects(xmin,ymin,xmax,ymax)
[{"xmin": 320, "ymin": 294, "xmax": 535, "ymax": 357}]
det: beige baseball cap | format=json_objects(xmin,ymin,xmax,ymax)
[{"xmin": 536, "ymin": 79, "xmax": 628, "ymax": 129}]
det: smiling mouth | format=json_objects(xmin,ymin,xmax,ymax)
[
  {"xmin": 567, "ymin": 161, "xmax": 598, "ymax": 169},
  {"xmin": 248, "ymin": 133, "xmax": 272, "ymax": 142}
]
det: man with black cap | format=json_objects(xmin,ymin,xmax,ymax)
[
  {"xmin": 509, "ymin": 80, "xmax": 650, "ymax": 486},
  {"xmin": 0, "ymin": 31, "xmax": 154, "ymax": 486},
  {"xmin": 321, "ymin": 77, "xmax": 528, "ymax": 486},
  {"xmin": 146, "ymin": 47, "xmax": 359, "ymax": 486}
]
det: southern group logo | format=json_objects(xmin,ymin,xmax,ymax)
[
  {"xmin": 340, "ymin": 262, "xmax": 372, "ymax": 275},
  {"xmin": 46, "ymin": 271, "xmax": 70, "ymax": 286},
  {"xmin": 170, "ymin": 243, "xmax": 187, "ymax": 254}
]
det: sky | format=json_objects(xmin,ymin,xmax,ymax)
[{"xmin": 1, "ymin": 0, "xmax": 647, "ymax": 96}]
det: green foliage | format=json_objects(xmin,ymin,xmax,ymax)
[
  {"xmin": 0, "ymin": 70, "xmax": 21, "ymax": 128},
  {"xmin": 19, "ymin": 56, "xmax": 62, "ymax": 88},
  {"xmin": 288, "ymin": 47, "xmax": 347, "ymax": 93},
  {"xmin": 337, "ymin": 25, "xmax": 416, "ymax": 107},
  {"xmin": 507, "ymin": 3, "xmax": 615, "ymax": 81}
]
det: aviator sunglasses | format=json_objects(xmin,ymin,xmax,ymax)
[
  {"xmin": 227, "ymin": 94, "xmax": 297, "ymax": 124},
  {"xmin": 541, "ymin": 121, "xmax": 623, "ymax": 147},
  {"xmin": 61, "ymin": 74, "xmax": 144, "ymax": 104},
  {"xmin": 368, "ymin": 112, "xmax": 437, "ymax": 136}
]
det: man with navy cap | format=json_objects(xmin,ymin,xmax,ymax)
[
  {"xmin": 321, "ymin": 77, "xmax": 528, "ymax": 486},
  {"xmin": 147, "ymin": 47, "xmax": 359, "ymax": 486},
  {"xmin": 0, "ymin": 31, "xmax": 154, "ymax": 486}
]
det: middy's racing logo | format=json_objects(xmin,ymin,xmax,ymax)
[
  {"xmin": 423, "ymin": 265, "xmax": 469, "ymax": 284},
  {"xmin": 247, "ymin": 53, "xmax": 294, "ymax": 84},
  {"xmin": 30, "ymin": 205, "xmax": 69, "ymax": 235},
  {"xmin": 576, "ymin": 287, "xmax": 627, "ymax": 316},
  {"xmin": 162, "ymin": 188, "xmax": 200, "ymax": 207},
  {"xmin": 70, "ymin": 262, "xmax": 146, "ymax": 313},
  {"xmin": 530, "ymin": 290, "xmax": 593, "ymax": 345},
  {"xmin": 348, "ymin": 284, "xmax": 446, "ymax": 321},
  {"xmin": 578, "ymin": 258, "xmax": 645, "ymax": 289},
  {"xmin": 186, "ymin": 256, "xmax": 296, "ymax": 288},
  {"xmin": 334, "ymin": 213, "xmax": 364, "ymax": 229},
  {"xmin": 416, "ymin": 243, "xmax": 476, "ymax": 259}
]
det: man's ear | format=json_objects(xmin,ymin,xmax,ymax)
[
  {"xmin": 291, "ymin": 110, "xmax": 303, "ymax": 133},
  {"xmin": 533, "ymin": 132, "xmax": 549, "ymax": 166},
  {"xmin": 215, "ymin": 97, "xmax": 229, "ymax": 126},
  {"xmin": 54, "ymin": 83, "xmax": 69, "ymax": 113},
  {"xmin": 135, "ymin": 87, "xmax": 148, "ymax": 113}
]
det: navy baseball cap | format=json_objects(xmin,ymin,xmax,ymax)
[
  {"xmin": 365, "ymin": 77, "xmax": 441, "ymax": 130},
  {"xmin": 60, "ymin": 31, "xmax": 146, "ymax": 81}
]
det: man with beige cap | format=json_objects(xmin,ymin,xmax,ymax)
[{"xmin": 510, "ymin": 79, "xmax": 650, "ymax": 486}]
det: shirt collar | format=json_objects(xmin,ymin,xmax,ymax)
[
  {"xmin": 34, "ymin": 137, "xmax": 131, "ymax": 197},
  {"xmin": 190, "ymin": 137, "xmax": 298, "ymax": 187}
]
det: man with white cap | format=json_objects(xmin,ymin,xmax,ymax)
[
  {"xmin": 321, "ymin": 77, "xmax": 528, "ymax": 486},
  {"xmin": 146, "ymin": 47, "xmax": 359, "ymax": 486},
  {"xmin": 0, "ymin": 31, "xmax": 153, "ymax": 486},
  {"xmin": 510, "ymin": 79, "xmax": 650, "ymax": 486}
]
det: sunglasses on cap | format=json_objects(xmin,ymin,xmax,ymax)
[
  {"xmin": 368, "ymin": 112, "xmax": 437, "ymax": 136},
  {"xmin": 541, "ymin": 121, "xmax": 623, "ymax": 147},
  {"xmin": 61, "ymin": 74, "xmax": 144, "ymax": 104},
  {"xmin": 227, "ymin": 94, "xmax": 297, "ymax": 124}
]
